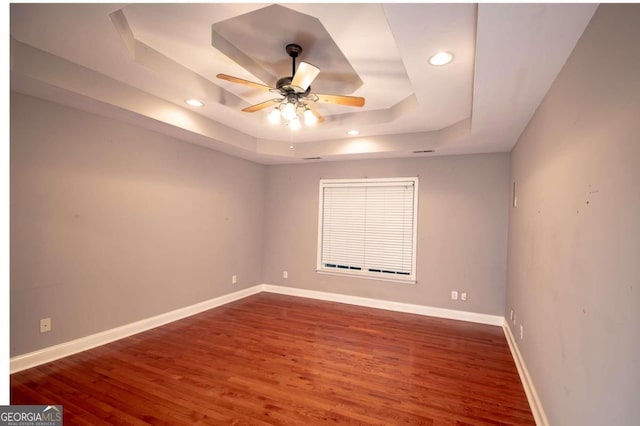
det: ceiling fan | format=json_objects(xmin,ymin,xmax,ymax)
[{"xmin": 216, "ymin": 43, "xmax": 365, "ymax": 128}]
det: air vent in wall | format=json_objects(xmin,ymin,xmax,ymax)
[
  {"xmin": 412, "ymin": 150, "xmax": 434, "ymax": 154},
  {"xmin": 303, "ymin": 157, "xmax": 322, "ymax": 160}
]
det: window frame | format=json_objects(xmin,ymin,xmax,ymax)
[{"xmin": 316, "ymin": 177, "xmax": 419, "ymax": 284}]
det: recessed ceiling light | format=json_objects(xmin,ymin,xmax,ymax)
[
  {"xmin": 185, "ymin": 99, "xmax": 204, "ymax": 107},
  {"xmin": 429, "ymin": 51, "xmax": 454, "ymax": 66},
  {"xmin": 347, "ymin": 130, "xmax": 359, "ymax": 136}
]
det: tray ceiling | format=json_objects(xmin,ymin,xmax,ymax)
[{"xmin": 10, "ymin": 3, "xmax": 598, "ymax": 164}]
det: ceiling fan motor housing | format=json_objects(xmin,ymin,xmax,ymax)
[{"xmin": 276, "ymin": 76, "xmax": 311, "ymax": 97}]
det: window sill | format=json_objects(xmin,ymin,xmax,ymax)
[{"xmin": 316, "ymin": 269, "xmax": 417, "ymax": 284}]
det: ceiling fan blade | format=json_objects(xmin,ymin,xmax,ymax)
[
  {"xmin": 216, "ymin": 74, "xmax": 272, "ymax": 91},
  {"xmin": 291, "ymin": 62, "xmax": 320, "ymax": 92},
  {"xmin": 241, "ymin": 99, "xmax": 281, "ymax": 112},
  {"xmin": 314, "ymin": 93, "xmax": 365, "ymax": 107}
]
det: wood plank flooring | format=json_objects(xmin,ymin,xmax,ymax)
[{"xmin": 11, "ymin": 293, "xmax": 535, "ymax": 425}]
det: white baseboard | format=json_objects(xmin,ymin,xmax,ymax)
[
  {"xmin": 262, "ymin": 284, "xmax": 504, "ymax": 326},
  {"xmin": 10, "ymin": 283, "xmax": 504, "ymax": 375},
  {"xmin": 9, "ymin": 285, "xmax": 263, "ymax": 374},
  {"xmin": 503, "ymin": 320, "xmax": 549, "ymax": 426}
]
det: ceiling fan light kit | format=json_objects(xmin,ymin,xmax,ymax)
[
  {"xmin": 216, "ymin": 43, "xmax": 365, "ymax": 130},
  {"xmin": 303, "ymin": 108, "xmax": 318, "ymax": 126},
  {"xmin": 268, "ymin": 101, "xmax": 319, "ymax": 129},
  {"xmin": 281, "ymin": 101, "xmax": 297, "ymax": 121},
  {"xmin": 288, "ymin": 117, "xmax": 302, "ymax": 130}
]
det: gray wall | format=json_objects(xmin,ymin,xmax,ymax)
[
  {"xmin": 263, "ymin": 155, "xmax": 510, "ymax": 315},
  {"xmin": 10, "ymin": 92, "xmax": 511, "ymax": 360},
  {"xmin": 506, "ymin": 4, "xmax": 640, "ymax": 425},
  {"xmin": 10, "ymin": 93, "xmax": 266, "ymax": 356}
]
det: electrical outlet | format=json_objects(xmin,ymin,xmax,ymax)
[
  {"xmin": 451, "ymin": 290, "xmax": 458, "ymax": 300},
  {"xmin": 40, "ymin": 318, "xmax": 51, "ymax": 333},
  {"xmin": 232, "ymin": 275, "xmax": 237, "ymax": 284},
  {"xmin": 510, "ymin": 309, "xmax": 514, "ymax": 321},
  {"xmin": 520, "ymin": 324, "xmax": 524, "ymax": 340},
  {"xmin": 283, "ymin": 271, "xmax": 288, "ymax": 279},
  {"xmin": 461, "ymin": 292, "xmax": 467, "ymax": 301}
]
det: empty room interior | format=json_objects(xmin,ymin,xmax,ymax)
[{"xmin": 7, "ymin": 3, "xmax": 640, "ymax": 425}]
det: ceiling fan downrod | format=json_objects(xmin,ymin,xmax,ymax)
[{"xmin": 285, "ymin": 43, "xmax": 303, "ymax": 78}]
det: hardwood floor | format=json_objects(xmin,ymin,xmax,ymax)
[{"xmin": 11, "ymin": 293, "xmax": 535, "ymax": 425}]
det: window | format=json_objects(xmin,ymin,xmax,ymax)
[{"xmin": 317, "ymin": 177, "xmax": 418, "ymax": 283}]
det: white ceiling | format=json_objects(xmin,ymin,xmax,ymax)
[{"xmin": 10, "ymin": 3, "xmax": 598, "ymax": 164}]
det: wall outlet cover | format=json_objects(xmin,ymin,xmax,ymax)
[{"xmin": 40, "ymin": 318, "xmax": 51, "ymax": 333}]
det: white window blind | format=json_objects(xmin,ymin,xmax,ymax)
[{"xmin": 317, "ymin": 178, "xmax": 418, "ymax": 283}]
